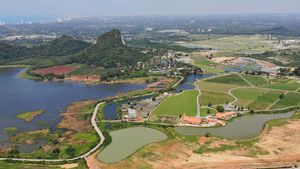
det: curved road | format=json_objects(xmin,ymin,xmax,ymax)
[{"xmin": 0, "ymin": 102, "xmax": 106, "ymax": 162}]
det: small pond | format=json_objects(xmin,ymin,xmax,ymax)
[{"xmin": 97, "ymin": 127, "xmax": 167, "ymax": 163}]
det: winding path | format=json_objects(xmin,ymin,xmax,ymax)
[{"xmin": 0, "ymin": 102, "xmax": 106, "ymax": 162}]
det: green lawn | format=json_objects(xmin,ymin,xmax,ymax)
[
  {"xmin": 267, "ymin": 81, "xmax": 300, "ymax": 91},
  {"xmin": 200, "ymin": 107, "xmax": 217, "ymax": 117},
  {"xmin": 247, "ymin": 90, "xmax": 285, "ymax": 110},
  {"xmin": 152, "ymin": 90, "xmax": 198, "ymax": 117},
  {"xmin": 200, "ymin": 90, "xmax": 234, "ymax": 106},
  {"xmin": 231, "ymin": 88, "xmax": 268, "ymax": 107},
  {"xmin": 206, "ymin": 74, "xmax": 249, "ymax": 86},
  {"xmin": 198, "ymin": 78, "xmax": 240, "ymax": 106},
  {"xmin": 270, "ymin": 92, "xmax": 300, "ymax": 110},
  {"xmin": 240, "ymin": 74, "xmax": 269, "ymax": 86}
]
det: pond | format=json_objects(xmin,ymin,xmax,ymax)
[
  {"xmin": 0, "ymin": 68, "xmax": 146, "ymax": 150},
  {"xmin": 97, "ymin": 127, "xmax": 167, "ymax": 163},
  {"xmin": 175, "ymin": 111, "xmax": 294, "ymax": 140}
]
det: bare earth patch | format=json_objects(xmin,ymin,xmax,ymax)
[{"xmin": 58, "ymin": 100, "xmax": 96, "ymax": 132}]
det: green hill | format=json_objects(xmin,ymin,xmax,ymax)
[
  {"xmin": 71, "ymin": 29, "xmax": 150, "ymax": 68},
  {"xmin": 0, "ymin": 36, "xmax": 90, "ymax": 63},
  {"xmin": 1, "ymin": 29, "xmax": 150, "ymax": 68},
  {"xmin": 35, "ymin": 35, "xmax": 90, "ymax": 57},
  {"xmin": 0, "ymin": 42, "xmax": 31, "ymax": 61}
]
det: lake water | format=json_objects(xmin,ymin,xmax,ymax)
[
  {"xmin": 97, "ymin": 127, "xmax": 167, "ymax": 163},
  {"xmin": 175, "ymin": 111, "xmax": 294, "ymax": 139},
  {"xmin": 175, "ymin": 74, "xmax": 213, "ymax": 92},
  {"xmin": 0, "ymin": 68, "xmax": 146, "ymax": 148}
]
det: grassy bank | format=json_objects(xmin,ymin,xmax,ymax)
[{"xmin": 16, "ymin": 110, "xmax": 45, "ymax": 122}]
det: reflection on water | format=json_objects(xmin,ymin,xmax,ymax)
[
  {"xmin": 175, "ymin": 111, "xmax": 294, "ymax": 139},
  {"xmin": 97, "ymin": 127, "xmax": 167, "ymax": 163},
  {"xmin": 0, "ymin": 68, "xmax": 146, "ymax": 148}
]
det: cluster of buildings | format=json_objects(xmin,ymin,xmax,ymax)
[
  {"xmin": 149, "ymin": 50, "xmax": 202, "ymax": 77},
  {"xmin": 181, "ymin": 111, "xmax": 238, "ymax": 127},
  {"xmin": 120, "ymin": 95, "xmax": 167, "ymax": 121}
]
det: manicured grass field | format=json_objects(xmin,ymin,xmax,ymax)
[
  {"xmin": 247, "ymin": 90, "xmax": 285, "ymax": 110},
  {"xmin": 200, "ymin": 90, "xmax": 234, "ymax": 106},
  {"xmin": 198, "ymin": 78, "xmax": 240, "ymax": 105},
  {"xmin": 231, "ymin": 88, "xmax": 268, "ymax": 107},
  {"xmin": 206, "ymin": 74, "xmax": 249, "ymax": 86},
  {"xmin": 152, "ymin": 90, "xmax": 198, "ymax": 117},
  {"xmin": 270, "ymin": 92, "xmax": 300, "ymax": 109},
  {"xmin": 240, "ymin": 74, "xmax": 269, "ymax": 86},
  {"xmin": 267, "ymin": 81, "xmax": 300, "ymax": 91},
  {"xmin": 200, "ymin": 107, "xmax": 217, "ymax": 117}
]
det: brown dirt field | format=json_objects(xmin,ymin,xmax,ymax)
[
  {"xmin": 65, "ymin": 75, "xmax": 101, "ymax": 83},
  {"xmin": 58, "ymin": 100, "xmax": 96, "ymax": 132},
  {"xmin": 85, "ymin": 119, "xmax": 300, "ymax": 169},
  {"xmin": 33, "ymin": 66, "xmax": 76, "ymax": 75}
]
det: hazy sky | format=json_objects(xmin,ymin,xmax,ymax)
[{"xmin": 1, "ymin": 0, "xmax": 300, "ymax": 16}]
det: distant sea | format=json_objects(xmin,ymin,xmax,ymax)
[{"xmin": 0, "ymin": 15, "xmax": 58, "ymax": 24}]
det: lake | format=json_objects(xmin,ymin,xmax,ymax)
[
  {"xmin": 175, "ymin": 111, "xmax": 294, "ymax": 139},
  {"xmin": 0, "ymin": 68, "xmax": 146, "ymax": 148},
  {"xmin": 97, "ymin": 127, "xmax": 167, "ymax": 163},
  {"xmin": 175, "ymin": 74, "xmax": 213, "ymax": 92}
]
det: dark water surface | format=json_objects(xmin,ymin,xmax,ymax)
[
  {"xmin": 175, "ymin": 111, "xmax": 294, "ymax": 139},
  {"xmin": 175, "ymin": 74, "xmax": 214, "ymax": 92},
  {"xmin": 0, "ymin": 68, "xmax": 146, "ymax": 147}
]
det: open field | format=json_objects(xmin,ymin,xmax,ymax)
[
  {"xmin": 0, "ymin": 160, "xmax": 87, "ymax": 169},
  {"xmin": 247, "ymin": 90, "xmax": 286, "ymax": 110},
  {"xmin": 152, "ymin": 90, "xmax": 198, "ymax": 117},
  {"xmin": 191, "ymin": 56, "xmax": 225, "ymax": 73},
  {"xmin": 199, "ymin": 74, "xmax": 299, "ymax": 110},
  {"xmin": 198, "ymin": 74, "xmax": 247, "ymax": 106},
  {"xmin": 198, "ymin": 80, "xmax": 238, "ymax": 106},
  {"xmin": 231, "ymin": 88, "xmax": 268, "ymax": 107},
  {"xmin": 16, "ymin": 109, "xmax": 45, "ymax": 122},
  {"xmin": 266, "ymin": 80, "xmax": 300, "ymax": 91},
  {"xmin": 205, "ymin": 74, "xmax": 250, "ymax": 86},
  {"xmin": 177, "ymin": 34, "xmax": 274, "ymax": 53},
  {"xmin": 33, "ymin": 65, "xmax": 77, "ymax": 75},
  {"xmin": 240, "ymin": 74, "xmax": 269, "ymax": 86},
  {"xmin": 200, "ymin": 90, "xmax": 234, "ymax": 106},
  {"xmin": 270, "ymin": 92, "xmax": 300, "ymax": 109},
  {"xmin": 200, "ymin": 107, "xmax": 217, "ymax": 117}
]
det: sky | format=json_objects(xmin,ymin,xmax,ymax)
[{"xmin": 0, "ymin": 0, "xmax": 299, "ymax": 17}]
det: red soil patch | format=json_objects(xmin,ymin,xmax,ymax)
[
  {"xmin": 33, "ymin": 66, "xmax": 76, "ymax": 75},
  {"xmin": 198, "ymin": 136, "xmax": 207, "ymax": 145},
  {"xmin": 65, "ymin": 75, "xmax": 101, "ymax": 83}
]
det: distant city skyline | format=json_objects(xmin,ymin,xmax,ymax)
[{"xmin": 0, "ymin": 0, "xmax": 299, "ymax": 17}]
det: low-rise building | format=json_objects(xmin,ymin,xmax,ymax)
[
  {"xmin": 216, "ymin": 111, "xmax": 237, "ymax": 120},
  {"xmin": 182, "ymin": 114, "xmax": 202, "ymax": 125},
  {"xmin": 128, "ymin": 108, "xmax": 137, "ymax": 119}
]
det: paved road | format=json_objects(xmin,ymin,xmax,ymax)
[
  {"xmin": 0, "ymin": 102, "xmax": 105, "ymax": 162},
  {"xmin": 195, "ymin": 82, "xmax": 201, "ymax": 117}
]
